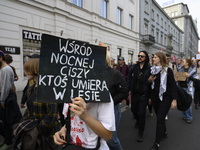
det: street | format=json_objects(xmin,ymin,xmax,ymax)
[
  {"xmin": 1, "ymin": 92, "xmax": 200, "ymax": 150},
  {"xmin": 118, "ymin": 103, "xmax": 200, "ymax": 150}
]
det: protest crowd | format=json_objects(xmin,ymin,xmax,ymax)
[{"xmin": 0, "ymin": 39, "xmax": 200, "ymax": 150}]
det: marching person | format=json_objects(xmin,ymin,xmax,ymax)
[
  {"xmin": 178, "ymin": 58, "xmax": 199, "ymax": 123},
  {"xmin": 0, "ymin": 50, "xmax": 21, "ymax": 150},
  {"xmin": 127, "ymin": 51, "xmax": 151, "ymax": 142},
  {"xmin": 176, "ymin": 58, "xmax": 182, "ymax": 72},
  {"xmin": 116, "ymin": 56, "xmax": 130, "ymax": 108},
  {"xmin": 54, "ymin": 43, "xmax": 116, "ymax": 150},
  {"xmin": 13, "ymin": 58, "xmax": 59, "ymax": 150},
  {"xmin": 148, "ymin": 52, "xmax": 177, "ymax": 150}
]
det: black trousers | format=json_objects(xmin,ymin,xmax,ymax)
[
  {"xmin": 0, "ymin": 107, "xmax": 13, "ymax": 145},
  {"xmin": 131, "ymin": 94, "xmax": 148, "ymax": 132},
  {"xmin": 151, "ymin": 96, "xmax": 172, "ymax": 144}
]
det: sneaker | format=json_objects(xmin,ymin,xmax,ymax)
[
  {"xmin": 0, "ymin": 143, "xmax": 13, "ymax": 150},
  {"xmin": 161, "ymin": 132, "xmax": 168, "ymax": 141},
  {"xmin": 150, "ymin": 143, "xmax": 159, "ymax": 150},
  {"xmin": 149, "ymin": 113, "xmax": 153, "ymax": 117},
  {"xmin": 0, "ymin": 139, "xmax": 5, "ymax": 147},
  {"xmin": 195, "ymin": 105, "xmax": 198, "ymax": 109},
  {"xmin": 182, "ymin": 117, "xmax": 187, "ymax": 121},
  {"xmin": 165, "ymin": 115, "xmax": 168, "ymax": 120},
  {"xmin": 134, "ymin": 122, "xmax": 139, "ymax": 129},
  {"xmin": 137, "ymin": 132, "xmax": 144, "ymax": 142},
  {"xmin": 186, "ymin": 119, "xmax": 192, "ymax": 124}
]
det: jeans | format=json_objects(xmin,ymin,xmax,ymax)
[
  {"xmin": 182, "ymin": 87, "xmax": 194, "ymax": 121},
  {"xmin": 107, "ymin": 104, "xmax": 122, "ymax": 150}
]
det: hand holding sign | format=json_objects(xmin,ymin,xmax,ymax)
[{"xmin": 37, "ymin": 34, "xmax": 110, "ymax": 103}]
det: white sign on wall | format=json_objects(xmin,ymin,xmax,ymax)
[{"xmin": 196, "ymin": 54, "xmax": 200, "ymax": 59}]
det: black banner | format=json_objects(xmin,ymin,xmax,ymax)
[
  {"xmin": 37, "ymin": 34, "xmax": 110, "ymax": 103},
  {"xmin": 0, "ymin": 45, "xmax": 20, "ymax": 55}
]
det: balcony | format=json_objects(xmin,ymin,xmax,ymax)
[
  {"xmin": 166, "ymin": 45, "xmax": 173, "ymax": 50},
  {"xmin": 142, "ymin": 34, "xmax": 155, "ymax": 45},
  {"xmin": 167, "ymin": 33, "xmax": 173, "ymax": 38}
]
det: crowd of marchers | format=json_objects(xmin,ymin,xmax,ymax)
[{"xmin": 0, "ymin": 46, "xmax": 200, "ymax": 150}]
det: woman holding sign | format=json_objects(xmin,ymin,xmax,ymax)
[
  {"xmin": 148, "ymin": 52, "xmax": 177, "ymax": 150},
  {"xmin": 178, "ymin": 58, "xmax": 199, "ymax": 123},
  {"xmin": 53, "ymin": 43, "xmax": 116, "ymax": 150},
  {"xmin": 13, "ymin": 58, "xmax": 59, "ymax": 150}
]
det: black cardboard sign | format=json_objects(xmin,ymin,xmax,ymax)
[{"xmin": 37, "ymin": 34, "xmax": 110, "ymax": 103}]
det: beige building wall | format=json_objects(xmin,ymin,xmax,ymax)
[{"xmin": 0, "ymin": 0, "xmax": 140, "ymax": 91}]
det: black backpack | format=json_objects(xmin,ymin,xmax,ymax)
[{"xmin": 176, "ymin": 85, "xmax": 192, "ymax": 111}]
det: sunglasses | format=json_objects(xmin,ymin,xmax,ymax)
[{"xmin": 138, "ymin": 55, "xmax": 145, "ymax": 58}]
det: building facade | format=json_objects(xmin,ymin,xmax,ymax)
[
  {"xmin": 139, "ymin": 0, "xmax": 183, "ymax": 58},
  {"xmin": 163, "ymin": 3, "xmax": 199, "ymax": 58},
  {"xmin": 0, "ymin": 0, "xmax": 140, "ymax": 91}
]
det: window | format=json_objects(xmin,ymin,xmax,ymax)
[
  {"xmin": 161, "ymin": 18, "xmax": 163, "ymax": 27},
  {"xmin": 117, "ymin": 8, "xmax": 122, "ymax": 25},
  {"xmin": 151, "ymin": 29, "xmax": 154, "ymax": 36},
  {"xmin": 168, "ymin": 25, "xmax": 170, "ymax": 33},
  {"xmin": 152, "ymin": 9, "xmax": 154, "ymax": 20},
  {"xmin": 165, "ymin": 22, "xmax": 167, "ymax": 30},
  {"xmin": 171, "ymin": 12, "xmax": 174, "ymax": 17},
  {"xmin": 117, "ymin": 48, "xmax": 122, "ymax": 60},
  {"xmin": 161, "ymin": 34, "xmax": 163, "ymax": 44},
  {"xmin": 145, "ymin": 1, "xmax": 148, "ymax": 13},
  {"xmin": 157, "ymin": 14, "xmax": 159, "ymax": 24},
  {"xmin": 175, "ymin": 11, "xmax": 178, "ymax": 16},
  {"xmin": 129, "ymin": 15, "xmax": 133, "ymax": 30},
  {"xmin": 73, "ymin": 0, "xmax": 82, "ymax": 7},
  {"xmin": 156, "ymin": 32, "xmax": 159, "ymax": 43},
  {"xmin": 164, "ymin": 36, "xmax": 166, "ymax": 46},
  {"xmin": 174, "ymin": 20, "xmax": 177, "ymax": 25},
  {"xmin": 101, "ymin": 0, "xmax": 107, "ymax": 18},
  {"xmin": 144, "ymin": 24, "xmax": 148, "ymax": 34}
]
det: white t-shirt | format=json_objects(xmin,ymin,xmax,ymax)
[{"xmin": 62, "ymin": 96, "xmax": 115, "ymax": 150}]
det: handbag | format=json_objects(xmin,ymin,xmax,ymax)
[
  {"xmin": 176, "ymin": 84, "xmax": 192, "ymax": 111},
  {"xmin": 62, "ymin": 107, "xmax": 101, "ymax": 150}
]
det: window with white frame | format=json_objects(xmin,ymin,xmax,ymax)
[
  {"xmin": 117, "ymin": 8, "xmax": 122, "ymax": 25},
  {"xmin": 151, "ymin": 28, "xmax": 154, "ymax": 36},
  {"xmin": 175, "ymin": 11, "xmax": 178, "ymax": 16},
  {"xmin": 156, "ymin": 32, "xmax": 159, "ymax": 42},
  {"xmin": 129, "ymin": 15, "xmax": 133, "ymax": 30},
  {"xmin": 171, "ymin": 12, "xmax": 174, "ymax": 17},
  {"xmin": 144, "ymin": 24, "xmax": 148, "ymax": 34},
  {"xmin": 157, "ymin": 14, "xmax": 159, "ymax": 24},
  {"xmin": 101, "ymin": 0, "xmax": 107, "ymax": 18},
  {"xmin": 161, "ymin": 18, "xmax": 163, "ymax": 27},
  {"xmin": 145, "ymin": 1, "xmax": 148, "ymax": 13},
  {"xmin": 174, "ymin": 20, "xmax": 177, "ymax": 25},
  {"xmin": 73, "ymin": 0, "xmax": 82, "ymax": 7},
  {"xmin": 152, "ymin": 9, "xmax": 154, "ymax": 20}
]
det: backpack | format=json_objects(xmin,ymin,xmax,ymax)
[{"xmin": 176, "ymin": 84, "xmax": 192, "ymax": 111}]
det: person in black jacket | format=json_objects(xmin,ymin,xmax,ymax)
[
  {"xmin": 148, "ymin": 52, "xmax": 177, "ymax": 150},
  {"xmin": 127, "ymin": 50, "xmax": 151, "ymax": 142},
  {"xmin": 107, "ymin": 55, "xmax": 129, "ymax": 150}
]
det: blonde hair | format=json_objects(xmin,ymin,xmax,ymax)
[
  {"xmin": 155, "ymin": 52, "xmax": 167, "ymax": 73},
  {"xmin": 24, "ymin": 58, "xmax": 39, "ymax": 75},
  {"xmin": 99, "ymin": 41, "xmax": 111, "ymax": 67}
]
